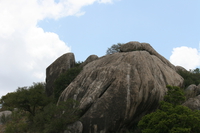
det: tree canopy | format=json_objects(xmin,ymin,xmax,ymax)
[
  {"xmin": 138, "ymin": 85, "xmax": 200, "ymax": 133},
  {"xmin": 0, "ymin": 82, "xmax": 50, "ymax": 116},
  {"xmin": 177, "ymin": 68, "xmax": 200, "ymax": 88},
  {"xmin": 0, "ymin": 82, "xmax": 80, "ymax": 133},
  {"xmin": 106, "ymin": 43, "xmax": 123, "ymax": 55}
]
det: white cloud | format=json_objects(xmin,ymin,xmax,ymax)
[
  {"xmin": 0, "ymin": 0, "xmax": 113, "ymax": 97},
  {"xmin": 170, "ymin": 46, "xmax": 200, "ymax": 70}
]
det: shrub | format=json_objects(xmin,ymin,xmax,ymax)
[{"xmin": 138, "ymin": 86, "xmax": 200, "ymax": 133}]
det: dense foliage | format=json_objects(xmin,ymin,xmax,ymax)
[
  {"xmin": 177, "ymin": 68, "xmax": 200, "ymax": 88},
  {"xmin": 0, "ymin": 82, "xmax": 80, "ymax": 133},
  {"xmin": 32, "ymin": 100, "xmax": 80, "ymax": 133},
  {"xmin": 54, "ymin": 61, "xmax": 82, "ymax": 101},
  {"xmin": 106, "ymin": 43, "xmax": 123, "ymax": 55},
  {"xmin": 0, "ymin": 82, "xmax": 50, "ymax": 116},
  {"xmin": 138, "ymin": 86, "xmax": 200, "ymax": 133}
]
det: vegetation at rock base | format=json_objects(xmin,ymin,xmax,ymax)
[
  {"xmin": 138, "ymin": 85, "xmax": 200, "ymax": 133},
  {"xmin": 106, "ymin": 43, "xmax": 123, "ymax": 55},
  {"xmin": 0, "ymin": 82, "xmax": 80, "ymax": 133},
  {"xmin": 177, "ymin": 68, "xmax": 200, "ymax": 88},
  {"xmin": 0, "ymin": 83, "xmax": 50, "ymax": 116},
  {"xmin": 53, "ymin": 61, "xmax": 82, "ymax": 101}
]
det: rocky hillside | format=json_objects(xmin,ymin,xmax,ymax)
[{"xmin": 48, "ymin": 41, "xmax": 184, "ymax": 133}]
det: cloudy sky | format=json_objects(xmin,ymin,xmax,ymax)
[{"xmin": 0, "ymin": 0, "xmax": 200, "ymax": 97}]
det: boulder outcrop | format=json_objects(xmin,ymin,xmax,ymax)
[
  {"xmin": 183, "ymin": 95, "xmax": 200, "ymax": 110},
  {"xmin": 58, "ymin": 42, "xmax": 184, "ymax": 133},
  {"xmin": 46, "ymin": 53, "xmax": 75, "ymax": 96},
  {"xmin": 185, "ymin": 84, "xmax": 200, "ymax": 99},
  {"xmin": 120, "ymin": 41, "xmax": 176, "ymax": 70},
  {"xmin": 183, "ymin": 84, "xmax": 200, "ymax": 110}
]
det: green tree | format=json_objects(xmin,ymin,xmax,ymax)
[
  {"xmin": 0, "ymin": 82, "xmax": 50, "ymax": 116},
  {"xmin": 177, "ymin": 68, "xmax": 200, "ymax": 88},
  {"xmin": 106, "ymin": 43, "xmax": 123, "ymax": 55},
  {"xmin": 138, "ymin": 86, "xmax": 200, "ymax": 133},
  {"xmin": 32, "ymin": 100, "xmax": 80, "ymax": 133},
  {"xmin": 1, "ymin": 82, "xmax": 81, "ymax": 133},
  {"xmin": 164, "ymin": 85, "xmax": 185, "ymax": 106}
]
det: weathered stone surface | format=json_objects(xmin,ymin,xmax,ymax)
[
  {"xmin": 183, "ymin": 84, "xmax": 200, "ymax": 110},
  {"xmin": 80, "ymin": 55, "xmax": 98, "ymax": 67},
  {"xmin": 185, "ymin": 84, "xmax": 200, "ymax": 99},
  {"xmin": 183, "ymin": 95, "xmax": 200, "ymax": 110},
  {"xmin": 120, "ymin": 41, "xmax": 176, "ymax": 70},
  {"xmin": 59, "ymin": 42, "xmax": 183, "ymax": 133},
  {"xmin": 176, "ymin": 66, "xmax": 187, "ymax": 72},
  {"xmin": 0, "ymin": 111, "xmax": 12, "ymax": 125},
  {"xmin": 64, "ymin": 121, "xmax": 83, "ymax": 133},
  {"xmin": 46, "ymin": 53, "xmax": 75, "ymax": 96}
]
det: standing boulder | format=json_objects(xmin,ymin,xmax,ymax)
[
  {"xmin": 64, "ymin": 121, "xmax": 83, "ymax": 133},
  {"xmin": 185, "ymin": 84, "xmax": 200, "ymax": 99},
  {"xmin": 59, "ymin": 42, "xmax": 183, "ymax": 133},
  {"xmin": 183, "ymin": 84, "xmax": 200, "ymax": 110},
  {"xmin": 183, "ymin": 95, "xmax": 200, "ymax": 110},
  {"xmin": 46, "ymin": 53, "xmax": 75, "ymax": 96}
]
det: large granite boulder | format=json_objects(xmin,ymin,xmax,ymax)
[
  {"xmin": 185, "ymin": 84, "xmax": 200, "ymax": 99},
  {"xmin": 46, "ymin": 53, "xmax": 75, "ymax": 96},
  {"xmin": 58, "ymin": 42, "xmax": 183, "ymax": 133},
  {"xmin": 183, "ymin": 84, "xmax": 200, "ymax": 110},
  {"xmin": 64, "ymin": 121, "xmax": 83, "ymax": 133},
  {"xmin": 183, "ymin": 95, "xmax": 200, "ymax": 110}
]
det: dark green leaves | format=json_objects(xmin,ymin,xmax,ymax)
[
  {"xmin": 106, "ymin": 43, "xmax": 123, "ymax": 55},
  {"xmin": 138, "ymin": 86, "xmax": 200, "ymax": 133},
  {"xmin": 54, "ymin": 63, "xmax": 82, "ymax": 101}
]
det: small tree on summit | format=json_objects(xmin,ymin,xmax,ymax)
[{"xmin": 106, "ymin": 43, "xmax": 123, "ymax": 55}]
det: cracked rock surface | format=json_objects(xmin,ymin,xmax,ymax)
[{"xmin": 58, "ymin": 42, "xmax": 184, "ymax": 133}]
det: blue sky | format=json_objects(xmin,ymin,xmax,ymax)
[
  {"xmin": 0, "ymin": 0, "xmax": 200, "ymax": 97},
  {"xmin": 38, "ymin": 1, "xmax": 200, "ymax": 62}
]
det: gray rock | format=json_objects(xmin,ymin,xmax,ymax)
[
  {"xmin": 183, "ymin": 95, "xmax": 200, "ymax": 110},
  {"xmin": 80, "ymin": 55, "xmax": 98, "ymax": 67},
  {"xmin": 64, "ymin": 121, "xmax": 83, "ymax": 133},
  {"xmin": 185, "ymin": 84, "xmax": 200, "ymax": 99},
  {"xmin": 58, "ymin": 43, "xmax": 183, "ymax": 132},
  {"xmin": 0, "ymin": 110, "xmax": 12, "ymax": 124},
  {"xmin": 46, "ymin": 53, "xmax": 75, "ymax": 96},
  {"xmin": 120, "ymin": 41, "xmax": 176, "ymax": 70}
]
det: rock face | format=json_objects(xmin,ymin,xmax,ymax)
[
  {"xmin": 46, "ymin": 53, "xmax": 75, "ymax": 96},
  {"xmin": 64, "ymin": 121, "xmax": 83, "ymax": 133},
  {"xmin": 183, "ymin": 95, "xmax": 200, "ymax": 110},
  {"xmin": 185, "ymin": 84, "xmax": 200, "ymax": 99},
  {"xmin": 120, "ymin": 41, "xmax": 176, "ymax": 70},
  {"xmin": 183, "ymin": 84, "xmax": 200, "ymax": 110},
  {"xmin": 58, "ymin": 42, "xmax": 183, "ymax": 133}
]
